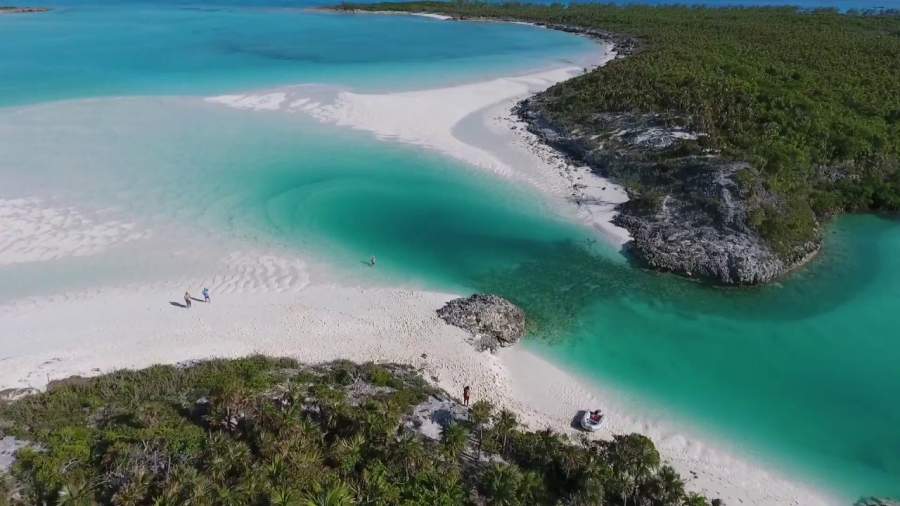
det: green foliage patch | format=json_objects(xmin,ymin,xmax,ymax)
[{"xmin": 0, "ymin": 356, "xmax": 710, "ymax": 505}]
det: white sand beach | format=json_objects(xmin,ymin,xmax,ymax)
[
  {"xmin": 1, "ymin": 39, "xmax": 835, "ymax": 506},
  {"xmin": 205, "ymin": 43, "xmax": 632, "ymax": 247},
  {"xmin": 0, "ymin": 278, "xmax": 833, "ymax": 506}
]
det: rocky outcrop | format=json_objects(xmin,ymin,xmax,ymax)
[
  {"xmin": 0, "ymin": 6, "xmax": 50, "ymax": 14},
  {"xmin": 494, "ymin": 20, "xmax": 823, "ymax": 285},
  {"xmin": 0, "ymin": 388, "xmax": 38, "ymax": 401},
  {"xmin": 516, "ymin": 104, "xmax": 822, "ymax": 285},
  {"xmin": 437, "ymin": 294, "xmax": 526, "ymax": 351},
  {"xmin": 0, "ymin": 436, "xmax": 29, "ymax": 473},
  {"xmin": 855, "ymin": 499, "xmax": 900, "ymax": 506}
]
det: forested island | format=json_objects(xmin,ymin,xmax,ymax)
[
  {"xmin": 0, "ymin": 357, "xmax": 712, "ymax": 505},
  {"xmin": 0, "ymin": 6, "xmax": 49, "ymax": 14},
  {"xmin": 340, "ymin": 3, "xmax": 900, "ymax": 284}
]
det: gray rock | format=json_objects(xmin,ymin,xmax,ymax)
[
  {"xmin": 0, "ymin": 388, "xmax": 38, "ymax": 401},
  {"xmin": 855, "ymin": 499, "xmax": 900, "ymax": 506},
  {"xmin": 614, "ymin": 161, "xmax": 818, "ymax": 284},
  {"xmin": 403, "ymin": 395, "xmax": 470, "ymax": 440},
  {"xmin": 437, "ymin": 294, "xmax": 526, "ymax": 350},
  {"xmin": 515, "ymin": 103, "xmax": 822, "ymax": 285},
  {"xmin": 0, "ymin": 436, "xmax": 28, "ymax": 473}
]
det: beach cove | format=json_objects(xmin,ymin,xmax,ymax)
[{"xmin": 2, "ymin": 4, "xmax": 899, "ymax": 505}]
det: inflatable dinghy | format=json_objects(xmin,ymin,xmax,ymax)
[{"xmin": 580, "ymin": 410, "xmax": 604, "ymax": 432}]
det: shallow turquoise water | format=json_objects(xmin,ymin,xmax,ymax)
[
  {"xmin": 2, "ymin": 3, "xmax": 899, "ymax": 503},
  {"xmin": 519, "ymin": 216, "xmax": 900, "ymax": 500},
  {"xmin": 0, "ymin": 3, "xmax": 597, "ymax": 107}
]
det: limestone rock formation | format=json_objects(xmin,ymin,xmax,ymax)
[{"xmin": 437, "ymin": 294, "xmax": 526, "ymax": 351}]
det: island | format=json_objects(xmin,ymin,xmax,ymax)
[
  {"xmin": 339, "ymin": 2, "xmax": 900, "ymax": 285},
  {"xmin": 0, "ymin": 6, "xmax": 49, "ymax": 14}
]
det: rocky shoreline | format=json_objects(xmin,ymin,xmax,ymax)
[
  {"xmin": 505, "ymin": 26, "xmax": 822, "ymax": 285},
  {"xmin": 437, "ymin": 294, "xmax": 526, "ymax": 351},
  {"xmin": 516, "ymin": 102, "xmax": 822, "ymax": 284},
  {"xmin": 340, "ymin": 6, "xmax": 824, "ymax": 285}
]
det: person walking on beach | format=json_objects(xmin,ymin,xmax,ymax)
[
  {"xmin": 370, "ymin": 256, "xmax": 376, "ymax": 267},
  {"xmin": 463, "ymin": 385, "xmax": 470, "ymax": 406},
  {"xmin": 202, "ymin": 287, "xmax": 210, "ymax": 303},
  {"xmin": 184, "ymin": 291, "xmax": 192, "ymax": 309}
]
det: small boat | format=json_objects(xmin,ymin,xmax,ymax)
[{"xmin": 580, "ymin": 410, "xmax": 604, "ymax": 432}]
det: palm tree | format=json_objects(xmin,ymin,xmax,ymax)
[
  {"xmin": 574, "ymin": 464, "xmax": 607, "ymax": 506},
  {"xmin": 390, "ymin": 435, "xmax": 428, "ymax": 479},
  {"xmin": 409, "ymin": 468, "xmax": 466, "ymax": 506},
  {"xmin": 174, "ymin": 465, "xmax": 213, "ymax": 504},
  {"xmin": 359, "ymin": 461, "xmax": 400, "ymax": 505},
  {"xmin": 517, "ymin": 470, "xmax": 546, "ymax": 504},
  {"xmin": 301, "ymin": 480, "xmax": 356, "ymax": 506},
  {"xmin": 493, "ymin": 409, "xmax": 517, "ymax": 454},
  {"xmin": 650, "ymin": 464, "xmax": 685, "ymax": 505},
  {"xmin": 330, "ymin": 433, "xmax": 365, "ymax": 476},
  {"xmin": 110, "ymin": 469, "xmax": 152, "ymax": 506},
  {"xmin": 212, "ymin": 483, "xmax": 247, "ymax": 506},
  {"xmin": 56, "ymin": 474, "xmax": 95, "ymax": 506},
  {"xmin": 269, "ymin": 486, "xmax": 302, "ymax": 506},
  {"xmin": 266, "ymin": 454, "xmax": 289, "ymax": 483},
  {"xmin": 684, "ymin": 492, "xmax": 712, "ymax": 506},
  {"xmin": 481, "ymin": 463, "xmax": 523, "ymax": 506},
  {"xmin": 207, "ymin": 387, "xmax": 253, "ymax": 433},
  {"xmin": 152, "ymin": 475, "xmax": 189, "ymax": 506},
  {"xmin": 601, "ymin": 433, "xmax": 660, "ymax": 506},
  {"xmin": 469, "ymin": 400, "xmax": 493, "ymax": 457},
  {"xmin": 440, "ymin": 423, "xmax": 470, "ymax": 461}
]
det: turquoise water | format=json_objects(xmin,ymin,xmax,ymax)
[
  {"xmin": 0, "ymin": 99, "xmax": 590, "ymax": 299},
  {"xmin": 0, "ymin": 3, "xmax": 597, "ymax": 107},
  {"xmin": 2, "ymin": 3, "xmax": 899, "ymax": 503},
  {"xmin": 516, "ymin": 216, "xmax": 900, "ymax": 500}
]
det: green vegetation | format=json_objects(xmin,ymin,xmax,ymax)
[
  {"xmin": 342, "ymin": 2, "xmax": 900, "ymax": 255},
  {"xmin": 0, "ymin": 6, "xmax": 50, "ymax": 13},
  {"xmin": 0, "ymin": 356, "xmax": 711, "ymax": 505}
]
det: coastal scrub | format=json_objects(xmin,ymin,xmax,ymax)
[{"xmin": 0, "ymin": 356, "xmax": 712, "ymax": 505}]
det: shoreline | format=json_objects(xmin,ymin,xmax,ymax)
[
  {"xmin": 205, "ymin": 45, "xmax": 633, "ymax": 247},
  {"xmin": 0, "ymin": 279, "xmax": 835, "ymax": 506},
  {"xmin": 351, "ymin": 5, "xmax": 835, "ymax": 287},
  {"xmin": 1, "ymin": 18, "xmax": 837, "ymax": 506}
]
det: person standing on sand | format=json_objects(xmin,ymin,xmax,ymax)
[
  {"xmin": 184, "ymin": 291, "xmax": 191, "ymax": 309},
  {"xmin": 202, "ymin": 287, "xmax": 210, "ymax": 303},
  {"xmin": 463, "ymin": 385, "xmax": 470, "ymax": 406}
]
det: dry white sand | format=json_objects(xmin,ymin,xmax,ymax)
[{"xmin": 1, "ymin": 35, "xmax": 836, "ymax": 506}]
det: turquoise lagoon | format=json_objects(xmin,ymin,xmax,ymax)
[{"xmin": 1, "ymin": 3, "xmax": 899, "ymax": 503}]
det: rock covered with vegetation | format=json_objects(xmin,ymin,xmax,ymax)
[
  {"xmin": 0, "ymin": 6, "xmax": 50, "ymax": 14},
  {"xmin": 340, "ymin": 2, "xmax": 900, "ymax": 285},
  {"xmin": 522, "ymin": 108, "xmax": 819, "ymax": 283},
  {"xmin": 437, "ymin": 294, "xmax": 526, "ymax": 350},
  {"xmin": 0, "ymin": 356, "xmax": 714, "ymax": 505}
]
